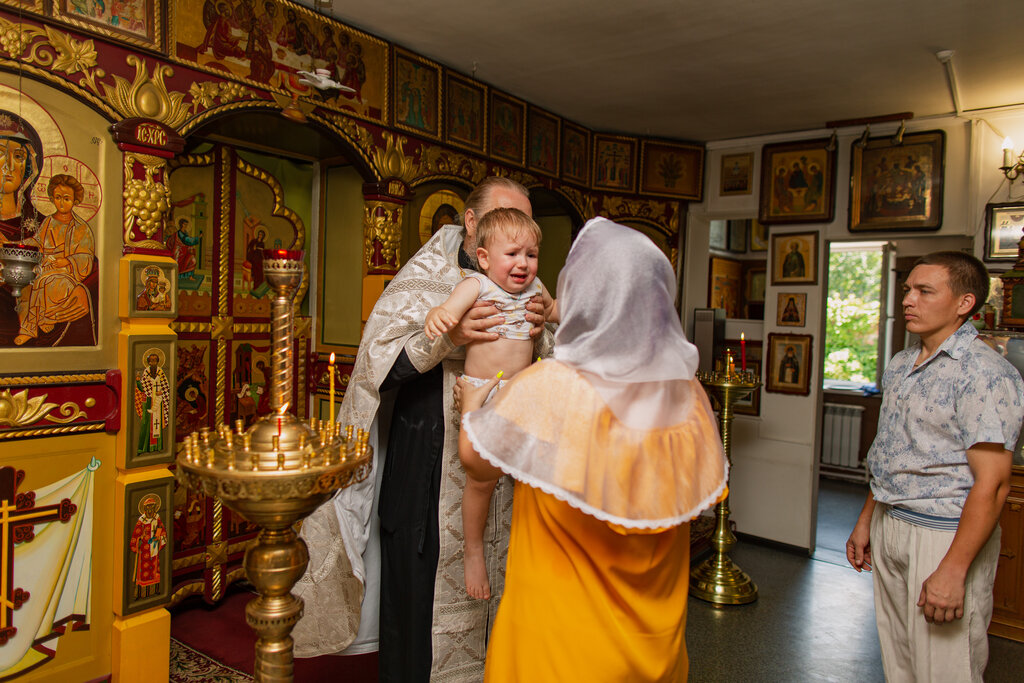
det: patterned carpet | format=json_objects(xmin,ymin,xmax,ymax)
[{"xmin": 170, "ymin": 638, "xmax": 253, "ymax": 683}]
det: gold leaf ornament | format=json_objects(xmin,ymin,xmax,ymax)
[
  {"xmin": 102, "ymin": 55, "xmax": 191, "ymax": 128},
  {"xmin": 0, "ymin": 389, "xmax": 85, "ymax": 427},
  {"xmin": 0, "ymin": 23, "xmax": 32, "ymax": 56},
  {"xmin": 44, "ymin": 25, "xmax": 97, "ymax": 74}
]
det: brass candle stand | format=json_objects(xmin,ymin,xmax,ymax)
[
  {"xmin": 690, "ymin": 366, "xmax": 761, "ymax": 605},
  {"xmin": 177, "ymin": 249, "xmax": 371, "ymax": 683}
]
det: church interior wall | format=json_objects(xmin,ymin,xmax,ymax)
[
  {"xmin": 318, "ymin": 164, "xmax": 366, "ymax": 349},
  {"xmin": 4, "ymin": 2, "xmax": 1022, "ymax": 678},
  {"xmin": 686, "ymin": 108, "xmax": 1024, "ymax": 551}
]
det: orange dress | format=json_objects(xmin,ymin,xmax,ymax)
[
  {"xmin": 463, "ymin": 361, "xmax": 726, "ymax": 682},
  {"xmin": 484, "ymin": 484, "xmax": 690, "ymax": 682}
]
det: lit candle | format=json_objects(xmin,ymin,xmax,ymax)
[
  {"xmin": 329, "ymin": 352, "xmax": 336, "ymax": 426},
  {"xmin": 727, "ymin": 350, "xmax": 735, "ymax": 374},
  {"xmin": 1003, "ymin": 137, "xmax": 1015, "ymax": 169},
  {"xmin": 740, "ymin": 333, "xmax": 747, "ymax": 371}
]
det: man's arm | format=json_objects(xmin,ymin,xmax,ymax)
[
  {"xmin": 847, "ymin": 490, "xmax": 876, "ymax": 572},
  {"xmin": 405, "ymin": 301, "xmax": 503, "ymax": 374},
  {"xmin": 539, "ymin": 282, "xmax": 559, "ymax": 324},
  {"xmin": 917, "ymin": 442, "xmax": 1012, "ymax": 624}
]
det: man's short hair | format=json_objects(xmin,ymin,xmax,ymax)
[
  {"xmin": 476, "ymin": 207, "xmax": 541, "ymax": 250},
  {"xmin": 462, "ymin": 177, "xmax": 529, "ymax": 225},
  {"xmin": 913, "ymin": 251, "xmax": 989, "ymax": 318}
]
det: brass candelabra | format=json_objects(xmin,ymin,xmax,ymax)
[
  {"xmin": 177, "ymin": 249, "xmax": 371, "ymax": 683},
  {"xmin": 690, "ymin": 365, "xmax": 761, "ymax": 605}
]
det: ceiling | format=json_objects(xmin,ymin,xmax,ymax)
[{"xmin": 296, "ymin": 0, "xmax": 1024, "ymax": 142}]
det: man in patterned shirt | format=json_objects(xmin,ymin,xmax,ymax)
[{"xmin": 846, "ymin": 251, "xmax": 1024, "ymax": 682}]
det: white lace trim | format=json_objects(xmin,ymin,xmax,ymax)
[{"xmin": 462, "ymin": 414, "xmax": 728, "ymax": 530}]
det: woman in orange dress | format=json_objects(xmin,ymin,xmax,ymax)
[{"xmin": 459, "ymin": 217, "xmax": 728, "ymax": 681}]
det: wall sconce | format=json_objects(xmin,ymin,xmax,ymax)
[
  {"xmin": 856, "ymin": 124, "xmax": 871, "ymax": 148},
  {"xmin": 892, "ymin": 120, "xmax": 906, "ymax": 146},
  {"xmin": 1002, "ymin": 137, "xmax": 1024, "ymax": 181},
  {"xmin": 825, "ymin": 130, "xmax": 837, "ymax": 152}
]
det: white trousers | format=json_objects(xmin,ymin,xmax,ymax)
[{"xmin": 870, "ymin": 504, "xmax": 1001, "ymax": 683}]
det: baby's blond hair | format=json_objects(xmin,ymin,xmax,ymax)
[{"xmin": 476, "ymin": 207, "xmax": 542, "ymax": 250}]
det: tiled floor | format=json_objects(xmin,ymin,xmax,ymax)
[{"xmin": 685, "ymin": 477, "xmax": 1024, "ymax": 682}]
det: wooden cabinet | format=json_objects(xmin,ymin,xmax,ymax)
[{"xmin": 991, "ymin": 468, "xmax": 1024, "ymax": 642}]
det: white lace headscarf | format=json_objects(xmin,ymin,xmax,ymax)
[{"xmin": 553, "ymin": 217, "xmax": 700, "ymax": 429}]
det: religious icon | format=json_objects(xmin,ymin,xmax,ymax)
[
  {"xmin": 123, "ymin": 478, "xmax": 173, "ymax": 614},
  {"xmin": 14, "ymin": 173, "xmax": 98, "ymax": 346},
  {"xmin": 708, "ymin": 257, "xmax": 742, "ymax": 319},
  {"xmin": 230, "ymin": 341, "xmax": 271, "ymax": 427},
  {"xmin": 135, "ymin": 265, "xmax": 172, "ymax": 312},
  {"xmin": 593, "ymin": 135, "xmax": 637, "ymax": 193},
  {"xmin": 55, "ymin": 0, "xmax": 157, "ymax": 46},
  {"xmin": 243, "ymin": 217, "xmax": 269, "ymax": 297},
  {"xmin": 130, "ymin": 493, "xmax": 167, "ymax": 599},
  {"xmin": 175, "ymin": 343, "xmax": 209, "ymax": 439},
  {"xmin": 766, "ymin": 333, "xmax": 813, "ymax": 395},
  {"xmin": 134, "ymin": 347, "xmax": 171, "ymax": 455},
  {"xmin": 849, "ymin": 131, "xmax": 944, "ymax": 232},
  {"xmin": 0, "ymin": 112, "xmax": 45, "ymax": 346},
  {"xmin": 418, "ymin": 189, "xmax": 465, "ymax": 246},
  {"xmin": 445, "ymin": 72, "xmax": 486, "ymax": 153},
  {"xmin": 527, "ymin": 108, "xmax": 560, "ymax": 177},
  {"xmin": 771, "ymin": 231, "xmax": 818, "ymax": 285},
  {"xmin": 639, "ymin": 140, "xmax": 703, "ymax": 200},
  {"xmin": 489, "ymin": 91, "xmax": 525, "ymax": 165},
  {"xmin": 779, "ymin": 345, "xmax": 799, "ymax": 383},
  {"xmin": 393, "ymin": 49, "xmax": 441, "ymax": 140},
  {"xmin": 561, "ymin": 122, "xmax": 590, "ymax": 186},
  {"xmin": 759, "ymin": 139, "xmax": 836, "ymax": 225},
  {"xmin": 720, "ymin": 152, "xmax": 754, "ymax": 196},
  {"xmin": 777, "ymin": 292, "xmax": 807, "ymax": 327},
  {"xmin": 0, "ymin": 112, "xmax": 44, "ymax": 242},
  {"xmin": 166, "ymin": 216, "xmax": 204, "ymax": 287}
]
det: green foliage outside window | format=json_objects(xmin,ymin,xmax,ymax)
[{"xmin": 825, "ymin": 250, "xmax": 882, "ymax": 383}]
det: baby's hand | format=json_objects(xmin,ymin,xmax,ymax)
[{"xmin": 425, "ymin": 306, "xmax": 458, "ymax": 340}]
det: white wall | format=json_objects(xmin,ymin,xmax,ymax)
[{"xmin": 683, "ymin": 108, "xmax": 1024, "ymax": 550}]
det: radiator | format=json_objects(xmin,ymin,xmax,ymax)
[{"xmin": 821, "ymin": 403, "xmax": 865, "ymax": 469}]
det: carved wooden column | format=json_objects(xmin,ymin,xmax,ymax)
[
  {"xmin": 360, "ymin": 179, "xmax": 412, "ymax": 322},
  {"xmin": 109, "ymin": 117, "xmax": 184, "ymax": 682}
]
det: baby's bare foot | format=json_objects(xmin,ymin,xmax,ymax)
[{"xmin": 463, "ymin": 547, "xmax": 491, "ymax": 600}]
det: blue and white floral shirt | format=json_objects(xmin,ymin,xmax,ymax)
[{"xmin": 868, "ymin": 321, "xmax": 1024, "ymax": 518}]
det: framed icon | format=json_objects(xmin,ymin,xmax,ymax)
[
  {"xmin": 777, "ymin": 292, "xmax": 807, "ymax": 327},
  {"xmin": 720, "ymin": 152, "xmax": 754, "ymax": 196},
  {"xmin": 766, "ymin": 333, "xmax": 813, "ymax": 396},
  {"xmin": 849, "ymin": 130, "xmax": 944, "ymax": 232},
  {"xmin": 984, "ymin": 202, "xmax": 1024, "ymax": 262},
  {"xmin": 771, "ymin": 231, "xmax": 818, "ymax": 285},
  {"xmin": 759, "ymin": 138, "xmax": 836, "ymax": 225}
]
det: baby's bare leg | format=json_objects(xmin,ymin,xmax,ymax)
[{"xmin": 462, "ymin": 473, "xmax": 499, "ymax": 600}]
